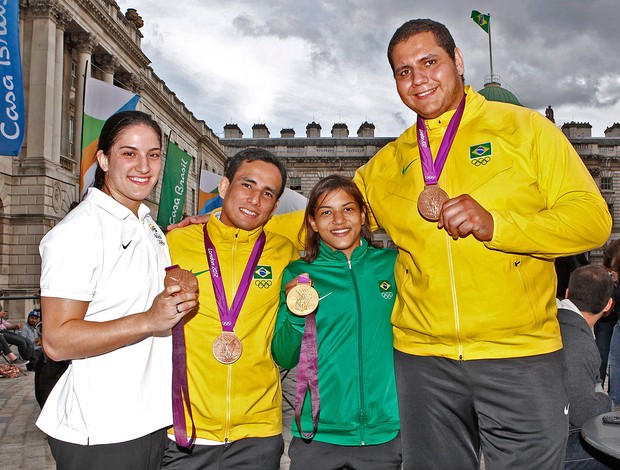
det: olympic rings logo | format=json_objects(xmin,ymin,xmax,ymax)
[
  {"xmin": 471, "ymin": 157, "xmax": 491, "ymax": 166},
  {"xmin": 255, "ymin": 280, "xmax": 272, "ymax": 289},
  {"xmin": 381, "ymin": 292, "xmax": 394, "ymax": 300}
]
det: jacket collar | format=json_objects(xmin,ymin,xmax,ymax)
[
  {"xmin": 207, "ymin": 210, "xmax": 264, "ymax": 244},
  {"xmin": 317, "ymin": 238, "xmax": 368, "ymax": 263}
]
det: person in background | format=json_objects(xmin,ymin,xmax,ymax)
[
  {"xmin": 0, "ymin": 332, "xmax": 27, "ymax": 365},
  {"xmin": 37, "ymin": 110, "xmax": 197, "ymax": 470},
  {"xmin": 599, "ymin": 240, "xmax": 620, "ymax": 394},
  {"xmin": 558, "ymin": 265, "xmax": 618, "ymax": 469},
  {"xmin": 18, "ymin": 309, "xmax": 43, "ymax": 370},
  {"xmin": 272, "ymin": 175, "xmax": 401, "ymax": 469},
  {"xmin": 0, "ymin": 304, "xmax": 35, "ymax": 369}
]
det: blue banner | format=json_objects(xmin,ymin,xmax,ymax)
[{"xmin": 0, "ymin": 1, "xmax": 24, "ymax": 156}]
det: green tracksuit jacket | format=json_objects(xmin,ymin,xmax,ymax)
[{"xmin": 272, "ymin": 239, "xmax": 400, "ymax": 446}]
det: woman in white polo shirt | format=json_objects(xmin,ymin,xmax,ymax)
[{"xmin": 37, "ymin": 111, "xmax": 198, "ymax": 470}]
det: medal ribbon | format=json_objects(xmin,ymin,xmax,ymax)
[
  {"xmin": 171, "ymin": 224, "xmax": 266, "ymax": 449},
  {"xmin": 172, "ymin": 320, "xmax": 195, "ymax": 448},
  {"xmin": 295, "ymin": 311, "xmax": 320, "ymax": 439},
  {"xmin": 416, "ymin": 95, "xmax": 466, "ymax": 186},
  {"xmin": 203, "ymin": 225, "xmax": 266, "ymax": 332}
]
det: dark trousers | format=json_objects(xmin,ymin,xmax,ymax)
[
  {"xmin": 595, "ymin": 320, "xmax": 616, "ymax": 388},
  {"xmin": 288, "ymin": 434, "xmax": 402, "ymax": 470},
  {"xmin": 48, "ymin": 427, "xmax": 167, "ymax": 470},
  {"xmin": 162, "ymin": 434, "xmax": 284, "ymax": 470},
  {"xmin": 1, "ymin": 331, "xmax": 34, "ymax": 361},
  {"xmin": 395, "ymin": 350, "xmax": 569, "ymax": 470},
  {"xmin": 565, "ymin": 429, "xmax": 618, "ymax": 469}
]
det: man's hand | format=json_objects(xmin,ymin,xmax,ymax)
[
  {"xmin": 438, "ymin": 194, "xmax": 494, "ymax": 241},
  {"xmin": 167, "ymin": 214, "xmax": 210, "ymax": 232}
]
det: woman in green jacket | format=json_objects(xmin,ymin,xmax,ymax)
[{"xmin": 272, "ymin": 175, "xmax": 401, "ymax": 470}]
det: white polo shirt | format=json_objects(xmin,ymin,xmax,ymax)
[{"xmin": 37, "ymin": 188, "xmax": 173, "ymax": 445}]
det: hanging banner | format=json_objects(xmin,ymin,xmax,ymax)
[
  {"xmin": 157, "ymin": 141, "xmax": 192, "ymax": 227},
  {"xmin": 80, "ymin": 76, "xmax": 140, "ymax": 197},
  {"xmin": 0, "ymin": 0, "xmax": 25, "ymax": 156}
]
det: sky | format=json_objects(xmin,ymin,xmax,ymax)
[{"xmin": 116, "ymin": 0, "xmax": 620, "ymax": 139}]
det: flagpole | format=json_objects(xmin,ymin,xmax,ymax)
[{"xmin": 487, "ymin": 13, "xmax": 494, "ymax": 80}]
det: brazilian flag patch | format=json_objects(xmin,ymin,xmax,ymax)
[
  {"xmin": 469, "ymin": 142, "xmax": 492, "ymax": 166},
  {"xmin": 254, "ymin": 265, "xmax": 273, "ymax": 289},
  {"xmin": 379, "ymin": 280, "xmax": 394, "ymax": 299}
]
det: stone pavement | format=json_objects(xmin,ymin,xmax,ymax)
[{"xmin": 0, "ymin": 366, "xmax": 299, "ymax": 470}]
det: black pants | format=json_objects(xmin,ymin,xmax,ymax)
[
  {"xmin": 288, "ymin": 434, "xmax": 401, "ymax": 470},
  {"xmin": 395, "ymin": 350, "xmax": 568, "ymax": 470},
  {"xmin": 163, "ymin": 434, "xmax": 284, "ymax": 470},
  {"xmin": 0, "ymin": 331, "xmax": 34, "ymax": 361},
  {"xmin": 48, "ymin": 428, "xmax": 167, "ymax": 470}
]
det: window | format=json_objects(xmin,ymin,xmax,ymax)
[
  {"xmin": 71, "ymin": 62, "xmax": 77, "ymax": 90},
  {"xmin": 68, "ymin": 118, "xmax": 74, "ymax": 154},
  {"xmin": 289, "ymin": 176, "xmax": 301, "ymax": 191},
  {"xmin": 601, "ymin": 176, "xmax": 613, "ymax": 191}
]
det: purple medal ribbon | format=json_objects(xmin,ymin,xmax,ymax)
[
  {"xmin": 416, "ymin": 95, "xmax": 466, "ymax": 186},
  {"xmin": 171, "ymin": 224, "xmax": 266, "ymax": 448},
  {"xmin": 202, "ymin": 227, "xmax": 266, "ymax": 332},
  {"xmin": 295, "ymin": 311, "xmax": 320, "ymax": 439}
]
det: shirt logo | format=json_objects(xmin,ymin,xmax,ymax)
[
  {"xmin": 192, "ymin": 268, "xmax": 210, "ymax": 277},
  {"xmin": 122, "ymin": 241, "xmax": 132, "ymax": 249},
  {"xmin": 402, "ymin": 159, "xmax": 415, "ymax": 175},
  {"xmin": 254, "ymin": 265, "xmax": 272, "ymax": 288},
  {"xmin": 379, "ymin": 280, "xmax": 394, "ymax": 300},
  {"xmin": 469, "ymin": 142, "xmax": 492, "ymax": 166}
]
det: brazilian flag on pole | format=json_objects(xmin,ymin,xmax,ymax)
[
  {"xmin": 471, "ymin": 10, "xmax": 490, "ymax": 33},
  {"xmin": 157, "ymin": 141, "xmax": 192, "ymax": 227}
]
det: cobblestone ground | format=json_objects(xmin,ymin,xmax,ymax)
[{"xmin": 0, "ymin": 366, "xmax": 298, "ymax": 470}]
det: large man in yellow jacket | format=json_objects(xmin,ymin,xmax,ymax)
[{"xmin": 351, "ymin": 19, "xmax": 612, "ymax": 470}]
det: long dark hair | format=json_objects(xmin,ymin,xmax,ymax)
[
  {"xmin": 302, "ymin": 175, "xmax": 375, "ymax": 263},
  {"xmin": 93, "ymin": 110, "xmax": 163, "ymax": 190}
]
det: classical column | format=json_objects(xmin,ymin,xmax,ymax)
[
  {"xmin": 24, "ymin": 0, "xmax": 58, "ymax": 160},
  {"xmin": 52, "ymin": 7, "xmax": 72, "ymax": 164},
  {"xmin": 97, "ymin": 54, "xmax": 120, "ymax": 84},
  {"xmin": 71, "ymin": 32, "xmax": 97, "ymax": 164}
]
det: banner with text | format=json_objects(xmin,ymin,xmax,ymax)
[
  {"xmin": 0, "ymin": 1, "xmax": 25, "ymax": 156},
  {"xmin": 157, "ymin": 141, "xmax": 192, "ymax": 227},
  {"xmin": 80, "ymin": 77, "xmax": 140, "ymax": 197}
]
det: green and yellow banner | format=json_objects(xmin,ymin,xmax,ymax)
[{"xmin": 157, "ymin": 141, "xmax": 192, "ymax": 227}]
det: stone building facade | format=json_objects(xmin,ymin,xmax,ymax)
[
  {"xmin": 5, "ymin": 1, "xmax": 620, "ymax": 315},
  {"xmin": 7, "ymin": 0, "xmax": 227, "ymax": 314}
]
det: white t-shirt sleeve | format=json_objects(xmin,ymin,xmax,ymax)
[{"xmin": 39, "ymin": 212, "xmax": 100, "ymax": 302}]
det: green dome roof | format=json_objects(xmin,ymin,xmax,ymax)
[{"xmin": 477, "ymin": 82, "xmax": 522, "ymax": 106}]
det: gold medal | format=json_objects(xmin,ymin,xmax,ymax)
[
  {"xmin": 417, "ymin": 185, "xmax": 449, "ymax": 222},
  {"xmin": 212, "ymin": 332, "xmax": 243, "ymax": 364},
  {"xmin": 287, "ymin": 275, "xmax": 319, "ymax": 316}
]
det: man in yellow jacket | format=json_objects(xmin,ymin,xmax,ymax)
[
  {"xmin": 351, "ymin": 19, "xmax": 612, "ymax": 470},
  {"xmin": 163, "ymin": 149, "xmax": 298, "ymax": 469}
]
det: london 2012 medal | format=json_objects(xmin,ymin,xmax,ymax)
[
  {"xmin": 287, "ymin": 275, "xmax": 319, "ymax": 316},
  {"xmin": 212, "ymin": 332, "xmax": 243, "ymax": 364},
  {"xmin": 417, "ymin": 186, "xmax": 449, "ymax": 222}
]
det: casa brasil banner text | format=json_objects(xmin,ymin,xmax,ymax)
[
  {"xmin": 157, "ymin": 141, "xmax": 192, "ymax": 227},
  {"xmin": 0, "ymin": 0, "xmax": 25, "ymax": 156}
]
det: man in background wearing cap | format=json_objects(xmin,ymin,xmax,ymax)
[{"xmin": 19, "ymin": 309, "xmax": 42, "ymax": 370}]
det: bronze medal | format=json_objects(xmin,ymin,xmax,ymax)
[
  {"xmin": 212, "ymin": 332, "xmax": 243, "ymax": 364},
  {"xmin": 417, "ymin": 186, "xmax": 449, "ymax": 222},
  {"xmin": 287, "ymin": 283, "xmax": 320, "ymax": 317}
]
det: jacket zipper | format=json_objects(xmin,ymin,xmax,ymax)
[
  {"xmin": 446, "ymin": 234, "xmax": 464, "ymax": 362},
  {"xmin": 224, "ymin": 233, "xmax": 239, "ymax": 442},
  {"xmin": 349, "ymin": 258, "xmax": 366, "ymax": 445}
]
